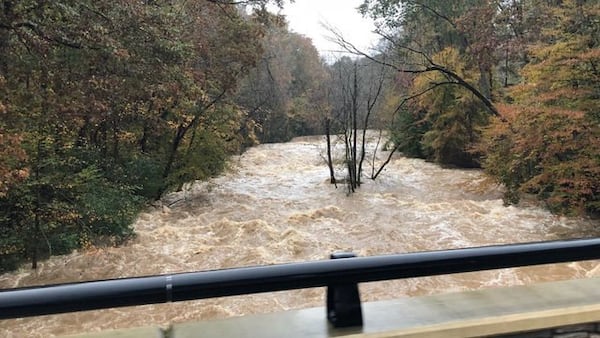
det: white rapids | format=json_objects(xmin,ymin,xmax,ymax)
[{"xmin": 1, "ymin": 133, "xmax": 598, "ymax": 337}]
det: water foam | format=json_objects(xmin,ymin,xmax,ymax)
[{"xmin": 1, "ymin": 134, "xmax": 598, "ymax": 337}]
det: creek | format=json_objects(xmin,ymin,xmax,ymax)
[{"xmin": 1, "ymin": 134, "xmax": 598, "ymax": 337}]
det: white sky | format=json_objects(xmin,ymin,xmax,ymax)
[{"xmin": 276, "ymin": 0, "xmax": 379, "ymax": 60}]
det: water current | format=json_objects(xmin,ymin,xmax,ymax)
[{"xmin": 1, "ymin": 133, "xmax": 598, "ymax": 337}]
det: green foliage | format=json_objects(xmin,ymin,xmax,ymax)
[
  {"xmin": 74, "ymin": 166, "xmax": 140, "ymax": 241},
  {"xmin": 122, "ymin": 156, "xmax": 165, "ymax": 200},
  {"xmin": 0, "ymin": 0, "xmax": 280, "ymax": 272},
  {"xmin": 363, "ymin": 0, "xmax": 599, "ymax": 218},
  {"xmin": 167, "ymin": 130, "xmax": 228, "ymax": 191},
  {"xmin": 413, "ymin": 48, "xmax": 489, "ymax": 167},
  {"xmin": 391, "ymin": 106, "xmax": 429, "ymax": 158},
  {"xmin": 0, "ymin": 143, "xmax": 143, "ymax": 271}
]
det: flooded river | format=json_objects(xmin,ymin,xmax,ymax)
[{"xmin": 1, "ymin": 134, "xmax": 598, "ymax": 337}]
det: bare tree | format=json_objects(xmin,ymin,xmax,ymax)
[{"xmin": 324, "ymin": 54, "xmax": 391, "ymax": 192}]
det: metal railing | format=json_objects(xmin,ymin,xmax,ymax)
[{"xmin": 1, "ymin": 238, "xmax": 599, "ymax": 327}]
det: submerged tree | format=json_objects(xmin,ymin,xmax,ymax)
[{"xmin": 325, "ymin": 54, "xmax": 391, "ymax": 191}]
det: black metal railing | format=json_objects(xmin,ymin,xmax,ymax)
[{"xmin": 1, "ymin": 238, "xmax": 599, "ymax": 327}]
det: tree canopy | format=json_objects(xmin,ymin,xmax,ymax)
[
  {"xmin": 358, "ymin": 0, "xmax": 599, "ymax": 214},
  {"xmin": 0, "ymin": 0, "xmax": 301, "ymax": 271}
]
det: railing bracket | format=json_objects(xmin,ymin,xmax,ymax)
[{"xmin": 327, "ymin": 252, "xmax": 363, "ymax": 328}]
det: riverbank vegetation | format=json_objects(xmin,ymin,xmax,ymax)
[
  {"xmin": 356, "ymin": 0, "xmax": 599, "ymax": 215},
  {"xmin": 0, "ymin": 0, "xmax": 309, "ymax": 271},
  {"xmin": 1, "ymin": 0, "xmax": 598, "ymax": 272}
]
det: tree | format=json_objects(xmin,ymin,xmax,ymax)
[
  {"xmin": 356, "ymin": 0, "xmax": 500, "ymax": 116},
  {"xmin": 413, "ymin": 47, "xmax": 490, "ymax": 166},
  {"xmin": 0, "ymin": 0, "xmax": 284, "ymax": 271},
  {"xmin": 324, "ymin": 54, "xmax": 391, "ymax": 190},
  {"xmin": 0, "ymin": 79, "xmax": 28, "ymax": 197},
  {"xmin": 235, "ymin": 20, "xmax": 328, "ymax": 143},
  {"xmin": 324, "ymin": 1, "xmax": 501, "ymax": 172},
  {"xmin": 478, "ymin": 0, "xmax": 600, "ymax": 216}
]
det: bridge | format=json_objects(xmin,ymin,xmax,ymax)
[{"xmin": 1, "ymin": 238, "xmax": 600, "ymax": 337}]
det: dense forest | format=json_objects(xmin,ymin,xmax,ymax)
[{"xmin": 0, "ymin": 0, "xmax": 598, "ymax": 272}]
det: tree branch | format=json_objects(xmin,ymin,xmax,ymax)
[
  {"xmin": 328, "ymin": 26, "xmax": 499, "ymax": 117},
  {"xmin": 428, "ymin": 64, "xmax": 499, "ymax": 116},
  {"xmin": 375, "ymin": 29, "xmax": 433, "ymax": 64},
  {"xmin": 13, "ymin": 21, "xmax": 83, "ymax": 49},
  {"xmin": 413, "ymin": 1, "xmax": 456, "ymax": 29},
  {"xmin": 205, "ymin": 0, "xmax": 284, "ymax": 6}
]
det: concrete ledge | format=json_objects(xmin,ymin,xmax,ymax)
[
  {"xmin": 61, "ymin": 277, "xmax": 600, "ymax": 338},
  {"xmin": 349, "ymin": 304, "xmax": 600, "ymax": 337},
  {"xmin": 172, "ymin": 277, "xmax": 600, "ymax": 338},
  {"xmin": 61, "ymin": 326, "xmax": 164, "ymax": 338}
]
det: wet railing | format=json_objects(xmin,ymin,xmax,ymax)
[{"xmin": 1, "ymin": 238, "xmax": 599, "ymax": 327}]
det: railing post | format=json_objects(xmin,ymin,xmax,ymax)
[{"xmin": 326, "ymin": 252, "xmax": 363, "ymax": 328}]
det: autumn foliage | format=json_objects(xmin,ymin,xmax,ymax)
[
  {"xmin": 412, "ymin": 47, "xmax": 490, "ymax": 167},
  {"xmin": 478, "ymin": 0, "xmax": 600, "ymax": 215},
  {"xmin": 0, "ymin": 132, "xmax": 28, "ymax": 197},
  {"xmin": 0, "ymin": 0, "xmax": 296, "ymax": 271},
  {"xmin": 363, "ymin": 0, "xmax": 599, "ymax": 216},
  {"xmin": 479, "ymin": 106, "xmax": 600, "ymax": 215}
]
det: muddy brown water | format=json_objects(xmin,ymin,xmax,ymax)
[{"xmin": 1, "ymin": 134, "xmax": 598, "ymax": 337}]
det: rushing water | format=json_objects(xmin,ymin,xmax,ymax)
[{"xmin": 1, "ymin": 134, "xmax": 598, "ymax": 337}]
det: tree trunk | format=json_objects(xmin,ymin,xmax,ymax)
[
  {"xmin": 31, "ymin": 209, "xmax": 39, "ymax": 270},
  {"xmin": 325, "ymin": 118, "xmax": 336, "ymax": 184},
  {"xmin": 0, "ymin": 1, "xmax": 13, "ymax": 74},
  {"xmin": 352, "ymin": 63, "xmax": 359, "ymax": 187},
  {"xmin": 157, "ymin": 123, "xmax": 187, "ymax": 199},
  {"xmin": 112, "ymin": 118, "xmax": 119, "ymax": 161},
  {"xmin": 139, "ymin": 123, "xmax": 149, "ymax": 153},
  {"xmin": 75, "ymin": 118, "xmax": 90, "ymax": 148},
  {"xmin": 478, "ymin": 65, "xmax": 492, "ymax": 101},
  {"xmin": 359, "ymin": 128, "xmax": 367, "ymax": 183}
]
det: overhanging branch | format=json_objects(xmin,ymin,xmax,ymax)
[{"xmin": 327, "ymin": 28, "xmax": 499, "ymax": 117}]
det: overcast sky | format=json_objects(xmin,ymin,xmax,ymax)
[{"xmin": 275, "ymin": 0, "xmax": 379, "ymax": 60}]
